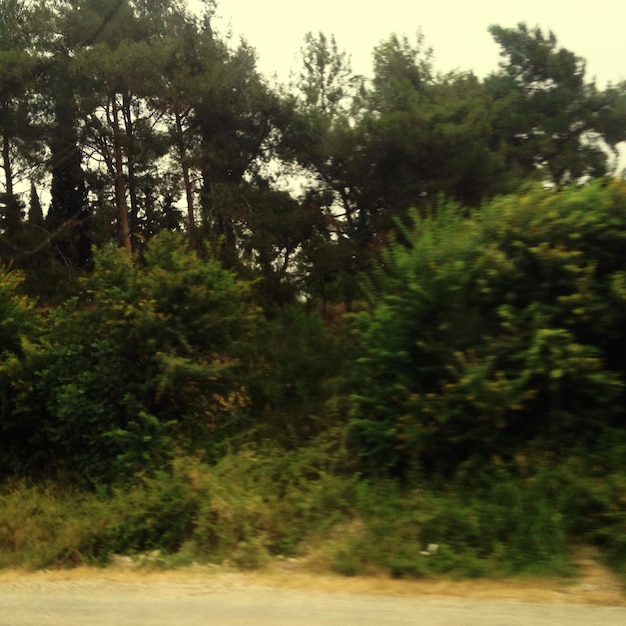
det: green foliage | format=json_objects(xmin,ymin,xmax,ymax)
[
  {"xmin": 2, "ymin": 439, "xmax": 626, "ymax": 579},
  {"xmin": 0, "ymin": 481, "xmax": 112, "ymax": 569},
  {"xmin": 348, "ymin": 180, "xmax": 626, "ymax": 479},
  {"xmin": 331, "ymin": 467, "xmax": 579, "ymax": 579},
  {"xmin": 2, "ymin": 8, "xmax": 626, "ymax": 583},
  {"xmin": 369, "ymin": 32, "xmax": 433, "ymax": 113},
  {"xmin": 0, "ymin": 266, "xmax": 37, "ymax": 476},
  {"xmin": 5, "ymin": 233, "xmax": 257, "ymax": 484},
  {"xmin": 0, "ymin": 266, "xmax": 33, "ymax": 356},
  {"xmin": 246, "ymin": 306, "xmax": 354, "ymax": 445},
  {"xmin": 0, "ymin": 433, "xmax": 356, "ymax": 570},
  {"xmin": 297, "ymin": 31, "xmax": 355, "ymax": 116}
]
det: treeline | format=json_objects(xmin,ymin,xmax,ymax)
[
  {"xmin": 3, "ymin": 179, "xmax": 625, "ymax": 484},
  {"xmin": 1, "ymin": 0, "xmax": 626, "ymax": 576},
  {"xmin": 0, "ymin": 0, "xmax": 625, "ymax": 307},
  {"xmin": 2, "ymin": 181, "xmax": 626, "ymax": 575}
]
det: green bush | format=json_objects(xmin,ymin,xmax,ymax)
[
  {"xmin": 245, "ymin": 306, "xmax": 355, "ymax": 445},
  {"xmin": 5, "ymin": 233, "xmax": 258, "ymax": 484},
  {"xmin": 348, "ymin": 179, "xmax": 626, "ymax": 478},
  {"xmin": 0, "ymin": 267, "xmax": 37, "ymax": 478}
]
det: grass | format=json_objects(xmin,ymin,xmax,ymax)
[{"xmin": 1, "ymin": 441, "xmax": 625, "ymax": 583}]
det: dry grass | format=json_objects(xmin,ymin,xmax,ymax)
[{"xmin": 0, "ymin": 545, "xmax": 623, "ymax": 606}]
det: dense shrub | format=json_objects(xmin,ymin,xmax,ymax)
[
  {"xmin": 3, "ymin": 233, "xmax": 258, "ymax": 484},
  {"xmin": 348, "ymin": 179, "xmax": 626, "ymax": 478},
  {"xmin": 0, "ymin": 268, "xmax": 37, "ymax": 478},
  {"xmin": 245, "ymin": 306, "xmax": 356, "ymax": 444}
]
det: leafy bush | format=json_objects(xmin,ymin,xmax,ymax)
[
  {"xmin": 246, "ymin": 306, "xmax": 355, "ymax": 444},
  {"xmin": 0, "ymin": 267, "xmax": 37, "ymax": 478},
  {"xmin": 348, "ymin": 179, "xmax": 626, "ymax": 478},
  {"xmin": 5, "ymin": 233, "xmax": 258, "ymax": 484}
]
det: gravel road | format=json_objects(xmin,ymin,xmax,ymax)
[{"xmin": 2, "ymin": 575, "xmax": 626, "ymax": 626}]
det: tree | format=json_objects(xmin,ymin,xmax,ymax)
[
  {"xmin": 46, "ymin": 71, "xmax": 92, "ymax": 266},
  {"xmin": 368, "ymin": 32, "xmax": 433, "ymax": 113},
  {"xmin": 32, "ymin": 0, "xmax": 95, "ymax": 267},
  {"xmin": 68, "ymin": 0, "xmax": 158, "ymax": 254},
  {"xmin": 144, "ymin": 2, "xmax": 219, "ymax": 242},
  {"xmin": 276, "ymin": 32, "xmax": 371, "ymax": 306},
  {"xmin": 280, "ymin": 31, "xmax": 513, "ymax": 309},
  {"xmin": 487, "ymin": 23, "xmax": 626, "ymax": 186},
  {"xmin": 27, "ymin": 181, "xmax": 44, "ymax": 227},
  {"xmin": 362, "ymin": 70, "xmax": 513, "ymax": 209},
  {"xmin": 190, "ymin": 37, "xmax": 278, "ymax": 266},
  {"xmin": 53, "ymin": 0, "xmax": 185, "ymax": 255},
  {"xmin": 0, "ymin": 1, "xmax": 44, "ymax": 245},
  {"xmin": 298, "ymin": 31, "xmax": 356, "ymax": 117}
]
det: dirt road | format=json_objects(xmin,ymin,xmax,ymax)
[
  {"xmin": 1, "ymin": 560, "xmax": 625, "ymax": 626},
  {"xmin": 2, "ymin": 577, "xmax": 626, "ymax": 626}
]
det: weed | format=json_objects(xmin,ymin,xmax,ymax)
[{"xmin": 1, "ymin": 445, "xmax": 625, "ymax": 583}]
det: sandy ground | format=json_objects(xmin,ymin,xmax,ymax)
[{"xmin": 1, "ymin": 547, "xmax": 625, "ymax": 625}]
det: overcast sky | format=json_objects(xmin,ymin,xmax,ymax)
[{"xmin": 190, "ymin": 0, "xmax": 626, "ymax": 88}]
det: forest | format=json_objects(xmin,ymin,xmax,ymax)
[{"xmin": 1, "ymin": 0, "xmax": 626, "ymax": 579}]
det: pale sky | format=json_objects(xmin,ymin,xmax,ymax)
[{"xmin": 190, "ymin": 0, "xmax": 626, "ymax": 88}]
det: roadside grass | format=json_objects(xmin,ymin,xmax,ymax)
[{"xmin": 1, "ymin": 442, "xmax": 625, "ymax": 584}]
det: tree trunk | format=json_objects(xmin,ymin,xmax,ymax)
[
  {"xmin": 174, "ymin": 105, "xmax": 196, "ymax": 240},
  {"xmin": 1, "ymin": 101, "xmax": 21, "ymax": 235},
  {"xmin": 110, "ymin": 94, "xmax": 132, "ymax": 254},
  {"xmin": 122, "ymin": 91, "xmax": 140, "ymax": 239}
]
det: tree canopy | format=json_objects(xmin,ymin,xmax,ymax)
[{"xmin": 0, "ymin": 5, "xmax": 621, "ymax": 309}]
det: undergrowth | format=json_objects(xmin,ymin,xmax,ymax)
[{"xmin": 1, "ymin": 441, "xmax": 626, "ymax": 580}]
